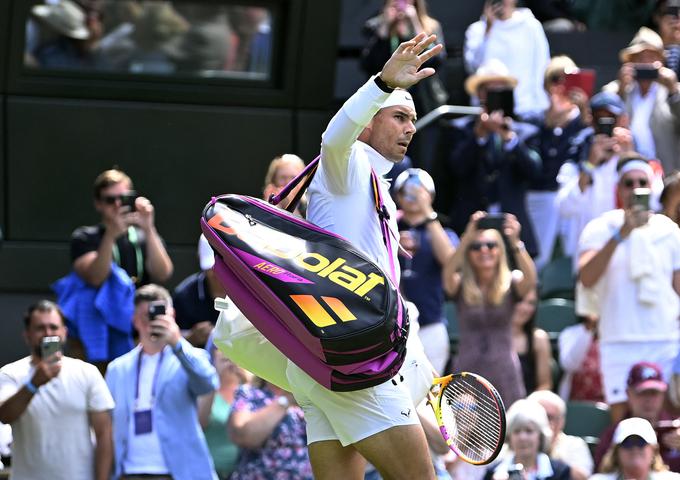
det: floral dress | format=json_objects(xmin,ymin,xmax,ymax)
[{"xmin": 230, "ymin": 384, "xmax": 313, "ymax": 480}]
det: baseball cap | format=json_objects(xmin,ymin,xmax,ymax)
[
  {"xmin": 627, "ymin": 361, "xmax": 667, "ymax": 392},
  {"xmin": 590, "ymin": 91, "xmax": 625, "ymax": 116},
  {"xmin": 613, "ymin": 417, "xmax": 657, "ymax": 445},
  {"xmin": 394, "ymin": 168, "xmax": 436, "ymax": 196},
  {"xmin": 198, "ymin": 234, "xmax": 215, "ymax": 271}
]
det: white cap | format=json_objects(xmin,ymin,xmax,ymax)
[
  {"xmin": 381, "ymin": 88, "xmax": 416, "ymax": 112},
  {"xmin": 612, "ymin": 417, "xmax": 657, "ymax": 445},
  {"xmin": 394, "ymin": 168, "xmax": 436, "ymax": 196},
  {"xmin": 198, "ymin": 234, "xmax": 215, "ymax": 271}
]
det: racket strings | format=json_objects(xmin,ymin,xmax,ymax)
[{"xmin": 440, "ymin": 377, "xmax": 503, "ymax": 463}]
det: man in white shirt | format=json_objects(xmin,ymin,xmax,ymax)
[
  {"xmin": 0, "ymin": 300, "xmax": 114, "ymax": 480},
  {"xmin": 284, "ymin": 32, "xmax": 442, "ymax": 479},
  {"xmin": 578, "ymin": 157, "xmax": 680, "ymax": 422}
]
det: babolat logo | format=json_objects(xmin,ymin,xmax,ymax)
[{"xmin": 208, "ymin": 209, "xmax": 385, "ymax": 297}]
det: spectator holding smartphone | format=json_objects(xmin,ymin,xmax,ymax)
[
  {"xmin": 106, "ymin": 284, "xmax": 218, "ymax": 479},
  {"xmin": 0, "ymin": 300, "xmax": 114, "ymax": 480},
  {"xmin": 464, "ymin": 0, "xmax": 550, "ymax": 120},
  {"xmin": 556, "ymin": 92, "xmax": 635, "ymax": 270},
  {"xmin": 603, "ymin": 27, "xmax": 680, "ymax": 173},
  {"xmin": 54, "ymin": 168, "xmax": 174, "ymax": 367},
  {"xmin": 442, "ymin": 211, "xmax": 537, "ymax": 407},
  {"xmin": 577, "ymin": 157, "xmax": 680, "ymax": 423},
  {"xmin": 526, "ymin": 55, "xmax": 591, "ymax": 270},
  {"xmin": 393, "ymin": 168, "xmax": 458, "ymax": 374}
]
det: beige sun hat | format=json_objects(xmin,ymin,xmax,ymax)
[
  {"xmin": 464, "ymin": 59, "xmax": 518, "ymax": 96},
  {"xmin": 619, "ymin": 27, "xmax": 665, "ymax": 63},
  {"xmin": 32, "ymin": 0, "xmax": 90, "ymax": 40}
]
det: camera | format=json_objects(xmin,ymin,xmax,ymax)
[
  {"xmin": 632, "ymin": 187, "xmax": 651, "ymax": 210},
  {"xmin": 120, "ymin": 192, "xmax": 138, "ymax": 212},
  {"xmin": 402, "ymin": 174, "xmax": 422, "ymax": 202},
  {"xmin": 485, "ymin": 87, "xmax": 515, "ymax": 119},
  {"xmin": 477, "ymin": 213, "xmax": 505, "ymax": 231},
  {"xmin": 148, "ymin": 301, "xmax": 166, "ymax": 319},
  {"xmin": 634, "ymin": 64, "xmax": 659, "ymax": 81},
  {"xmin": 40, "ymin": 336, "xmax": 62, "ymax": 360},
  {"xmin": 507, "ymin": 463, "xmax": 524, "ymax": 480},
  {"xmin": 594, "ymin": 116, "xmax": 615, "ymax": 137}
]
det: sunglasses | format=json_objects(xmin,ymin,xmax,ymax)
[
  {"xmin": 619, "ymin": 436, "xmax": 648, "ymax": 449},
  {"xmin": 469, "ymin": 241, "xmax": 498, "ymax": 252},
  {"xmin": 622, "ymin": 178, "xmax": 649, "ymax": 188}
]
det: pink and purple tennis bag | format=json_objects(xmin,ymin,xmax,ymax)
[{"xmin": 200, "ymin": 157, "xmax": 409, "ymax": 391}]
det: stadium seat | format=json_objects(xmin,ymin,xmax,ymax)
[
  {"xmin": 539, "ymin": 256, "xmax": 575, "ymax": 300},
  {"xmin": 535, "ymin": 298, "xmax": 577, "ymax": 343},
  {"xmin": 564, "ymin": 401, "xmax": 612, "ymax": 456}
]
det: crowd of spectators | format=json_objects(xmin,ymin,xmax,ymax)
[{"xmin": 6, "ymin": 0, "xmax": 680, "ymax": 479}]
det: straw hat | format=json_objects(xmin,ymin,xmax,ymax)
[
  {"xmin": 464, "ymin": 59, "xmax": 518, "ymax": 96},
  {"xmin": 619, "ymin": 27, "xmax": 665, "ymax": 63},
  {"xmin": 32, "ymin": 0, "xmax": 90, "ymax": 40}
]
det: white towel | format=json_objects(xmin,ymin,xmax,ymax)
[{"xmin": 629, "ymin": 225, "xmax": 662, "ymax": 305}]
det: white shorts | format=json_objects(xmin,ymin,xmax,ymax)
[
  {"xmin": 600, "ymin": 340, "xmax": 679, "ymax": 404},
  {"xmin": 286, "ymin": 360, "xmax": 420, "ymax": 446}
]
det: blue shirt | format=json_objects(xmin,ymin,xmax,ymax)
[{"xmin": 397, "ymin": 218, "xmax": 459, "ymax": 327}]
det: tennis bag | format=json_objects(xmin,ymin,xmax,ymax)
[{"xmin": 200, "ymin": 159, "xmax": 409, "ymax": 391}]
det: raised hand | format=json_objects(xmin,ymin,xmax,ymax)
[{"xmin": 379, "ymin": 32, "xmax": 443, "ymax": 90}]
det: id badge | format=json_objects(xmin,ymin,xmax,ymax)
[{"xmin": 134, "ymin": 409, "xmax": 153, "ymax": 435}]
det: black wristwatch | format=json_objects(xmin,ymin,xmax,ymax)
[{"xmin": 374, "ymin": 75, "xmax": 395, "ymax": 93}]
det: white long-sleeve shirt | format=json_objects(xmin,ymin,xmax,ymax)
[{"xmin": 464, "ymin": 7, "xmax": 550, "ymax": 117}]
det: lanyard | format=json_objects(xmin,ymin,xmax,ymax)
[
  {"xmin": 112, "ymin": 226, "xmax": 144, "ymax": 284},
  {"xmin": 135, "ymin": 349, "xmax": 164, "ymax": 403}
]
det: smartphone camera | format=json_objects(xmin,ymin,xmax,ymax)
[
  {"xmin": 148, "ymin": 301, "xmax": 166, "ymax": 320},
  {"xmin": 632, "ymin": 187, "xmax": 651, "ymax": 210},
  {"xmin": 507, "ymin": 464, "xmax": 524, "ymax": 480},
  {"xmin": 477, "ymin": 213, "xmax": 505, "ymax": 231},
  {"xmin": 594, "ymin": 117, "xmax": 615, "ymax": 137},
  {"xmin": 634, "ymin": 64, "xmax": 659, "ymax": 81},
  {"xmin": 120, "ymin": 192, "xmax": 138, "ymax": 212},
  {"xmin": 40, "ymin": 336, "xmax": 62, "ymax": 360},
  {"xmin": 402, "ymin": 174, "xmax": 422, "ymax": 202}
]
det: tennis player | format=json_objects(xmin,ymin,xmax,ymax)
[{"xmin": 285, "ymin": 32, "xmax": 443, "ymax": 480}]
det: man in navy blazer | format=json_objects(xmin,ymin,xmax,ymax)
[{"xmin": 106, "ymin": 284, "xmax": 219, "ymax": 480}]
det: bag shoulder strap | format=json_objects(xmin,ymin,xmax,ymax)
[{"xmin": 270, "ymin": 154, "xmax": 398, "ymax": 285}]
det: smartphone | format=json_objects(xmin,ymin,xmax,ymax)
[
  {"xmin": 594, "ymin": 117, "xmax": 615, "ymax": 137},
  {"xmin": 477, "ymin": 213, "xmax": 505, "ymax": 231},
  {"xmin": 402, "ymin": 174, "xmax": 422, "ymax": 202},
  {"xmin": 120, "ymin": 192, "xmax": 137, "ymax": 212},
  {"xmin": 485, "ymin": 88, "xmax": 515, "ymax": 119},
  {"xmin": 563, "ymin": 69, "xmax": 596, "ymax": 98},
  {"xmin": 148, "ymin": 301, "xmax": 166, "ymax": 319},
  {"xmin": 40, "ymin": 336, "xmax": 62, "ymax": 360},
  {"xmin": 507, "ymin": 464, "xmax": 524, "ymax": 480},
  {"xmin": 632, "ymin": 187, "xmax": 651, "ymax": 210},
  {"xmin": 634, "ymin": 64, "xmax": 659, "ymax": 81}
]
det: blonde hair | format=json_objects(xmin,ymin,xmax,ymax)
[
  {"xmin": 93, "ymin": 168, "xmax": 133, "ymax": 199},
  {"xmin": 461, "ymin": 229, "xmax": 511, "ymax": 307},
  {"xmin": 599, "ymin": 444, "xmax": 668, "ymax": 473},
  {"xmin": 544, "ymin": 55, "xmax": 577, "ymax": 90},
  {"xmin": 263, "ymin": 154, "xmax": 305, "ymax": 190}
]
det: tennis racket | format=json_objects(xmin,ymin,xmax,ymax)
[{"xmin": 427, "ymin": 372, "xmax": 506, "ymax": 465}]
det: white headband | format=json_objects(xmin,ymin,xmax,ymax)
[
  {"xmin": 381, "ymin": 88, "xmax": 416, "ymax": 112},
  {"xmin": 618, "ymin": 160, "xmax": 653, "ymax": 180}
]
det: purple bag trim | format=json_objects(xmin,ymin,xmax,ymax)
[
  {"xmin": 202, "ymin": 220, "xmax": 327, "ymax": 360},
  {"xmin": 331, "ymin": 350, "xmax": 402, "ymax": 376},
  {"xmin": 211, "ymin": 250, "xmax": 335, "ymax": 389}
]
